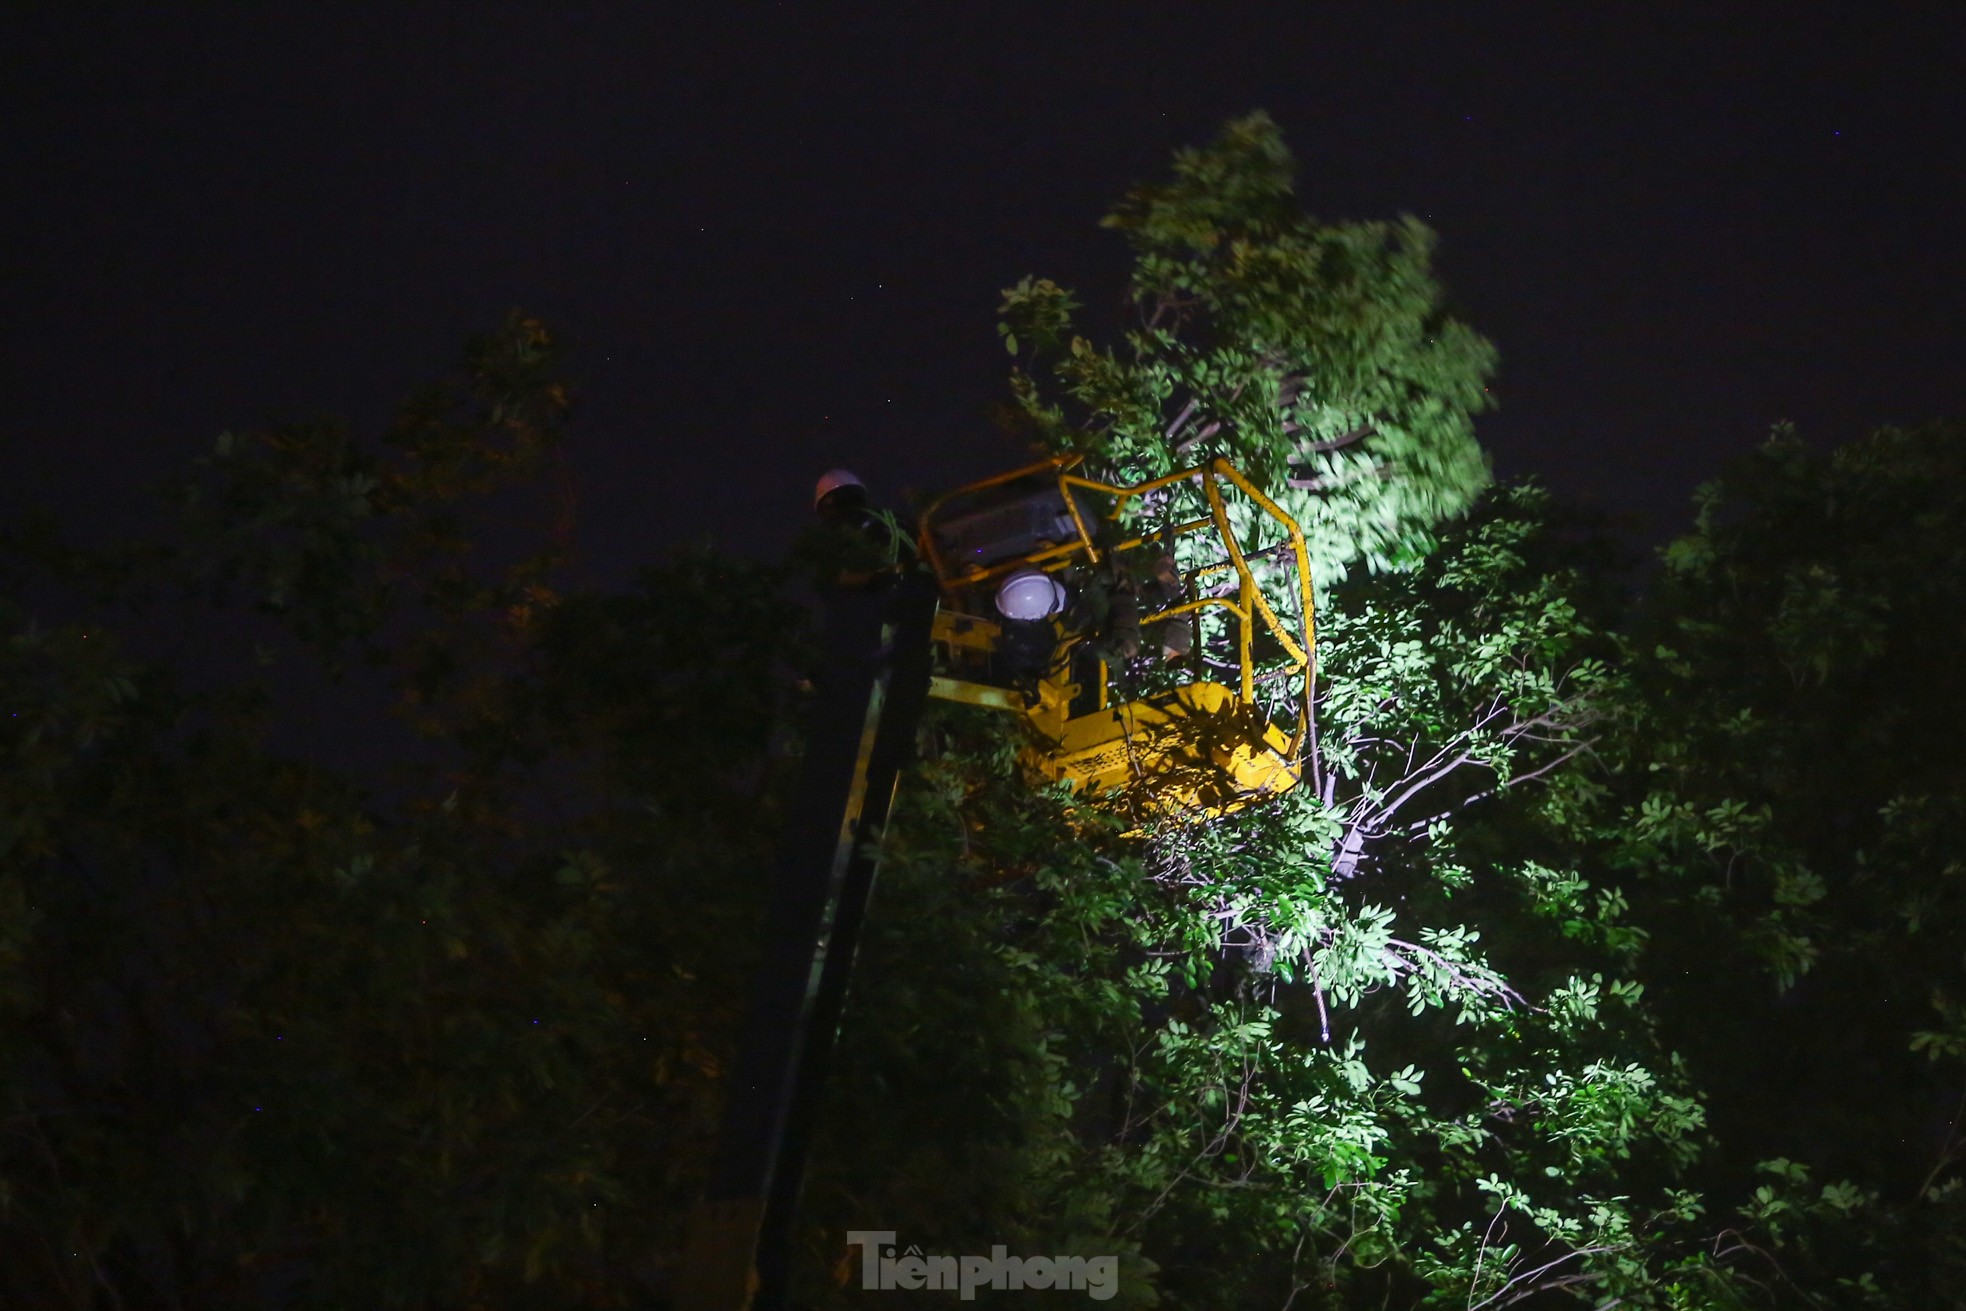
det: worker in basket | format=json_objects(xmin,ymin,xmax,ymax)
[
  {"xmin": 913, "ymin": 454, "xmax": 1311, "ymax": 823},
  {"xmin": 805, "ymin": 468, "xmax": 915, "ymax": 590},
  {"xmin": 1073, "ymin": 542, "xmax": 1189, "ymax": 667},
  {"xmin": 991, "ymin": 542, "xmax": 1191, "ymax": 683}
]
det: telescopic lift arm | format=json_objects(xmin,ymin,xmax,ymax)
[{"xmin": 675, "ymin": 574, "xmax": 936, "ymax": 1311}]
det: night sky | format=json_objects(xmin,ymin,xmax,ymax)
[{"xmin": 5, "ymin": 7, "xmax": 1962, "ymax": 587}]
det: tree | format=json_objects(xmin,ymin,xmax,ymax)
[
  {"xmin": 0, "ymin": 316, "xmax": 794, "ymax": 1307},
  {"xmin": 799, "ymin": 491, "xmax": 1738, "ymax": 1309},
  {"xmin": 802, "ymin": 115, "xmax": 1966, "ymax": 1311},
  {"xmin": 997, "ymin": 111, "xmax": 1496, "ymax": 579},
  {"xmin": 1602, "ymin": 421, "xmax": 1966, "ymax": 1306},
  {"xmin": 7, "ymin": 113, "xmax": 1951, "ymax": 1311},
  {"xmin": 797, "ymin": 117, "xmax": 1733, "ymax": 1310}
]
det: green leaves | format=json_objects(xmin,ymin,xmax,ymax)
[
  {"xmin": 0, "ymin": 319, "xmax": 786, "ymax": 1308},
  {"xmin": 913, "ymin": 479, "xmax": 1732, "ymax": 1308},
  {"xmin": 7, "ymin": 106, "xmax": 1956, "ymax": 1310},
  {"xmin": 998, "ymin": 112, "xmax": 1496, "ymax": 579},
  {"xmin": 1600, "ymin": 420, "xmax": 1966, "ymax": 1304}
]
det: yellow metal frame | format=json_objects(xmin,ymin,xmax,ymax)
[{"xmin": 919, "ymin": 455, "xmax": 1316, "ymax": 822}]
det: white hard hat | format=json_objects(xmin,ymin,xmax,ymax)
[
  {"xmin": 995, "ymin": 568, "xmax": 1068, "ymax": 622},
  {"xmin": 814, "ymin": 468, "xmax": 864, "ymax": 509}
]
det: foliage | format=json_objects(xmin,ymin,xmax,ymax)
[
  {"xmin": 0, "ymin": 316, "xmax": 791, "ymax": 1307},
  {"xmin": 4, "ymin": 115, "xmax": 1959, "ymax": 1311},
  {"xmin": 799, "ymin": 114, "xmax": 1720, "ymax": 1309},
  {"xmin": 798, "ymin": 123, "xmax": 1966, "ymax": 1309},
  {"xmin": 799, "ymin": 489, "xmax": 1735, "ymax": 1309},
  {"xmin": 1602, "ymin": 421, "xmax": 1966, "ymax": 1305},
  {"xmin": 998, "ymin": 112, "xmax": 1496, "ymax": 579}
]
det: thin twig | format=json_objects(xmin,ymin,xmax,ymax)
[{"xmin": 1468, "ymin": 1247, "xmax": 1614, "ymax": 1311}]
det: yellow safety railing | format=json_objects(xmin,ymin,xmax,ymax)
[{"xmin": 918, "ymin": 455, "xmax": 1316, "ymax": 752}]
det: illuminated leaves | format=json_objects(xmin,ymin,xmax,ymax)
[{"xmin": 999, "ymin": 113, "xmax": 1495, "ymax": 580}]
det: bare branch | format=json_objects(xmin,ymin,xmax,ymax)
[
  {"xmin": 1290, "ymin": 460, "xmax": 1393, "ymax": 490},
  {"xmin": 1308, "ymin": 957, "xmax": 1333, "ymax": 1044},
  {"xmin": 1367, "ymin": 751, "xmax": 1476, "ymax": 829},
  {"xmin": 1173, "ymin": 420, "xmax": 1224, "ymax": 457},
  {"xmin": 1296, "ymin": 425, "xmax": 1376, "ymax": 455},
  {"xmin": 1164, "ymin": 396, "xmax": 1201, "ymax": 442},
  {"xmin": 1468, "ymin": 1205, "xmax": 1508, "ymax": 1308},
  {"xmin": 1456, "ymin": 740, "xmax": 1596, "ymax": 809},
  {"xmin": 1468, "ymin": 1246, "xmax": 1616, "ymax": 1311}
]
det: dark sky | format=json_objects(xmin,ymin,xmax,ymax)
[{"xmin": 5, "ymin": 6, "xmax": 1962, "ymax": 586}]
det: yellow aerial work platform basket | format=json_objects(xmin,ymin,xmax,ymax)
[{"xmin": 918, "ymin": 455, "xmax": 1315, "ymax": 825}]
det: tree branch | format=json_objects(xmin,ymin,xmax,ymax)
[
  {"xmin": 1296, "ymin": 425, "xmax": 1375, "ymax": 455},
  {"xmin": 1164, "ymin": 396, "xmax": 1201, "ymax": 443},
  {"xmin": 1386, "ymin": 938, "xmax": 1529, "ymax": 1010},
  {"xmin": 1468, "ymin": 1246, "xmax": 1615, "ymax": 1311},
  {"xmin": 1456, "ymin": 740, "xmax": 1597, "ymax": 810},
  {"xmin": 1174, "ymin": 420, "xmax": 1224, "ymax": 457}
]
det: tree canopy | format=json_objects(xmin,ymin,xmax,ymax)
[
  {"xmin": 2, "ymin": 117, "xmax": 1961, "ymax": 1311},
  {"xmin": 998, "ymin": 111, "xmax": 1495, "ymax": 578}
]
